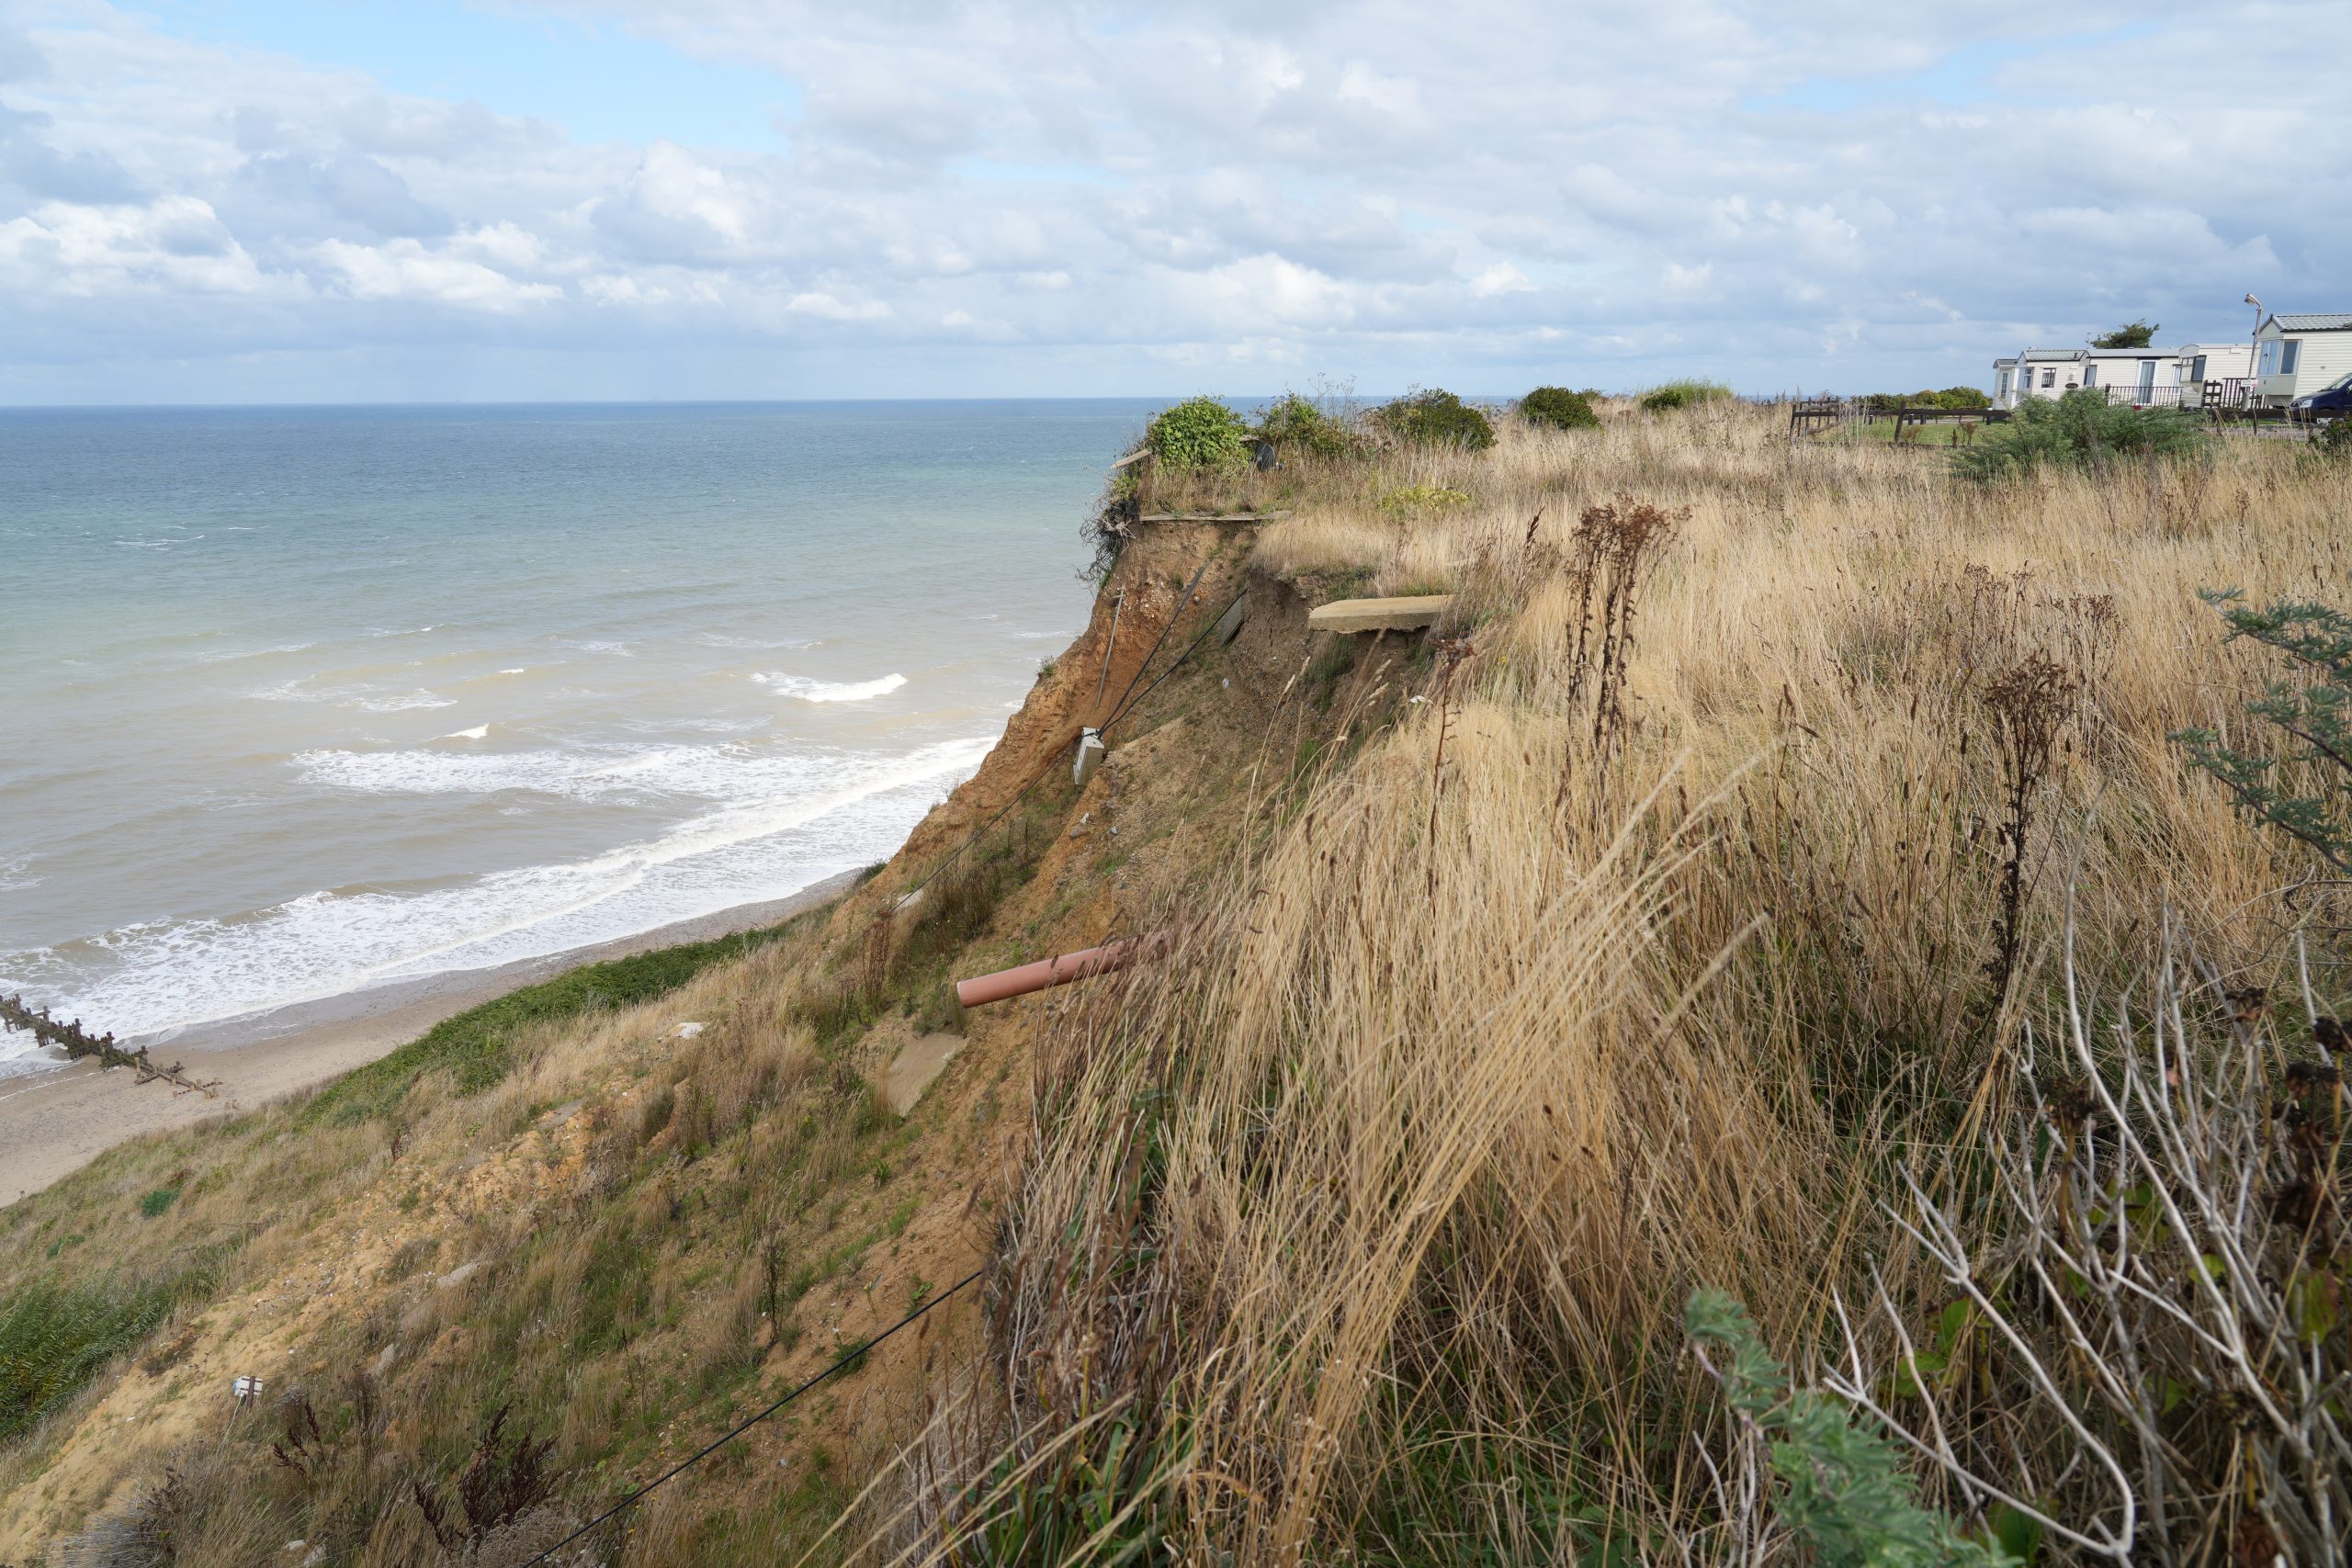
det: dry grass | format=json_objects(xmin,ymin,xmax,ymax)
[
  {"xmin": 8, "ymin": 398, "xmax": 2347, "ymax": 1564},
  {"xmin": 933, "ymin": 400, "xmax": 2352, "ymax": 1562}
]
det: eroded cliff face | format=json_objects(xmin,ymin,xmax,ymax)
[{"xmin": 0, "ymin": 518, "xmax": 1363, "ymax": 1564}]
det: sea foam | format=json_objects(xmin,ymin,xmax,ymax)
[
  {"xmin": 754, "ymin": 672, "xmax": 907, "ymax": 703},
  {"xmin": 3, "ymin": 736, "xmax": 993, "ymax": 1043}
]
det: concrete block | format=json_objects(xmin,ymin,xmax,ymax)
[
  {"xmin": 1306, "ymin": 594, "xmax": 1455, "ymax": 634},
  {"xmin": 1072, "ymin": 729, "xmax": 1107, "ymax": 787},
  {"xmin": 1214, "ymin": 595, "xmax": 1249, "ymax": 646}
]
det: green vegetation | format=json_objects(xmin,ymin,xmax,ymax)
[
  {"xmin": 2310, "ymin": 410, "xmax": 2352, "ymax": 463},
  {"xmin": 305, "ymin": 914, "xmax": 813, "ymax": 1124},
  {"xmin": 136, "ymin": 1185, "xmax": 179, "ymax": 1218},
  {"xmin": 2089, "ymin": 318, "xmax": 2157, "ymax": 348},
  {"xmin": 1861, "ymin": 387, "xmax": 1989, "ymax": 412},
  {"xmin": 2173, "ymin": 593, "xmax": 2352, "ymax": 870},
  {"xmin": 1, "ymin": 1266, "xmax": 214, "ymax": 1443},
  {"xmin": 1254, "ymin": 390, "xmax": 1356, "ymax": 459},
  {"xmin": 1951, "ymin": 388, "xmax": 2204, "ymax": 482},
  {"xmin": 1374, "ymin": 389, "xmax": 1495, "ymax": 451},
  {"xmin": 1685, "ymin": 1291, "xmax": 2011, "ymax": 1567},
  {"xmin": 1517, "ymin": 385, "xmax": 1600, "ymax": 431},
  {"xmin": 1378, "ymin": 482, "xmax": 1471, "ymax": 517},
  {"xmin": 1638, "ymin": 378, "xmax": 1734, "ymax": 412},
  {"xmin": 1146, "ymin": 396, "xmax": 1253, "ymax": 471}
]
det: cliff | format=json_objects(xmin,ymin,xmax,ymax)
[{"xmin": 4, "ymin": 398, "xmax": 2346, "ymax": 1565}]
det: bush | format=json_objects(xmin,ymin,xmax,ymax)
[
  {"xmin": 1374, "ymin": 389, "xmax": 1495, "ymax": 451},
  {"xmin": 1862, "ymin": 389, "xmax": 1993, "ymax": 413},
  {"xmin": 1146, "ymin": 396, "xmax": 1252, "ymax": 471},
  {"xmin": 2309, "ymin": 411, "xmax": 2352, "ymax": 464},
  {"xmin": 1686, "ymin": 1290, "xmax": 2010, "ymax": 1567},
  {"xmin": 1638, "ymin": 378, "xmax": 1733, "ymax": 412},
  {"xmin": 1255, "ymin": 391, "xmax": 1356, "ymax": 460},
  {"xmin": 1951, "ymin": 389, "xmax": 2206, "ymax": 483},
  {"xmin": 1518, "ymin": 386, "xmax": 1600, "ymax": 432},
  {"xmin": 2172, "ymin": 592, "xmax": 2352, "ymax": 871}
]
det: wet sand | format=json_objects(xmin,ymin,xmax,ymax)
[{"xmin": 0, "ymin": 872, "xmax": 857, "ymax": 1206}]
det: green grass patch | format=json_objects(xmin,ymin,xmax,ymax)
[
  {"xmin": 1, "ymin": 1263, "xmax": 218, "ymax": 1444},
  {"xmin": 304, "ymin": 908, "xmax": 825, "ymax": 1124}
]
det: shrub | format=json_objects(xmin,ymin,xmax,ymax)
[
  {"xmin": 1374, "ymin": 389, "xmax": 1495, "ymax": 451},
  {"xmin": 1638, "ymin": 378, "xmax": 1733, "ymax": 412},
  {"xmin": 1145, "ymin": 396, "xmax": 1252, "ymax": 471},
  {"xmin": 2308, "ymin": 411, "xmax": 2352, "ymax": 465},
  {"xmin": 1819, "ymin": 926, "xmax": 2350, "ymax": 1565},
  {"xmin": 1686, "ymin": 1290, "xmax": 2010, "ymax": 1567},
  {"xmin": 2172, "ymin": 592, "xmax": 2352, "ymax": 870},
  {"xmin": 1255, "ymin": 391, "xmax": 1356, "ymax": 460},
  {"xmin": 1934, "ymin": 385, "xmax": 1989, "ymax": 409},
  {"xmin": 1518, "ymin": 386, "xmax": 1600, "ymax": 432},
  {"xmin": 1951, "ymin": 389, "xmax": 2206, "ymax": 483}
]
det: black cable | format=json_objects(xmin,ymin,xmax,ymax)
[
  {"xmin": 1100, "ymin": 586, "xmax": 1249, "ymax": 739},
  {"xmin": 520, "ymin": 1267, "xmax": 985, "ymax": 1566},
  {"xmin": 1095, "ymin": 560, "xmax": 1207, "ymax": 730}
]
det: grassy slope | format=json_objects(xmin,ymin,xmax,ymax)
[{"xmin": 6, "ymin": 400, "xmax": 2346, "ymax": 1564}]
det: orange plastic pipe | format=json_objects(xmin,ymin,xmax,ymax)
[{"xmin": 955, "ymin": 929, "xmax": 1174, "ymax": 1009}]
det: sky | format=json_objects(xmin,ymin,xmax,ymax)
[{"xmin": 0, "ymin": 0, "xmax": 2342, "ymax": 404}]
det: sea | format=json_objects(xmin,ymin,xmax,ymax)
[{"xmin": 0, "ymin": 400, "xmax": 1155, "ymax": 1073}]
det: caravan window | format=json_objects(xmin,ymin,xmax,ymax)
[
  {"xmin": 2084, "ymin": 365, "xmax": 2098, "ymax": 387},
  {"xmin": 2189, "ymin": 355, "xmax": 2207, "ymax": 384},
  {"xmin": 2281, "ymin": 341, "xmax": 2301, "ymax": 376},
  {"xmin": 2259, "ymin": 341, "xmax": 2280, "ymax": 377},
  {"xmin": 2041, "ymin": 368, "xmax": 2055, "ymax": 388}
]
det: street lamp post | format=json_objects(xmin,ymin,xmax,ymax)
[{"xmin": 2245, "ymin": 292, "xmax": 2263, "ymax": 410}]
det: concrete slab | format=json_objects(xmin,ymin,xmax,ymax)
[
  {"xmin": 1073, "ymin": 730, "xmax": 1107, "ymax": 787},
  {"xmin": 1306, "ymin": 594, "xmax": 1455, "ymax": 633},
  {"xmin": 1214, "ymin": 596, "xmax": 1249, "ymax": 646},
  {"xmin": 886, "ymin": 1032, "xmax": 963, "ymax": 1115}
]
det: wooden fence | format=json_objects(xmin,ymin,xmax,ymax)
[{"xmin": 0, "ymin": 993, "xmax": 221, "ymax": 1096}]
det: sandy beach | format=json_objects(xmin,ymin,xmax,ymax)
[{"xmin": 0, "ymin": 871, "xmax": 857, "ymax": 1206}]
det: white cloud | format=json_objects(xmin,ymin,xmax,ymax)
[
  {"xmin": 785, "ymin": 290, "xmax": 889, "ymax": 321},
  {"xmin": 1, "ymin": 0, "xmax": 2347, "ymax": 399},
  {"xmin": 0, "ymin": 196, "xmax": 276, "ymax": 295},
  {"xmin": 312, "ymin": 237, "xmax": 560, "ymax": 310},
  {"xmin": 1469, "ymin": 262, "xmax": 1532, "ymax": 298}
]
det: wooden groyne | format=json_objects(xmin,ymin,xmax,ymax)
[{"xmin": 0, "ymin": 993, "xmax": 221, "ymax": 1097}]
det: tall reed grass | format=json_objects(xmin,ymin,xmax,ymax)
[{"xmin": 910, "ymin": 399, "xmax": 2350, "ymax": 1562}]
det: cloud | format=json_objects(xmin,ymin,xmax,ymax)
[
  {"xmin": 0, "ymin": 196, "xmax": 276, "ymax": 296},
  {"xmin": 1, "ymin": 0, "xmax": 2348, "ymax": 400},
  {"xmin": 311, "ymin": 236, "xmax": 560, "ymax": 310},
  {"xmin": 784, "ymin": 289, "xmax": 889, "ymax": 321},
  {"xmin": 232, "ymin": 152, "xmax": 452, "ymax": 239}
]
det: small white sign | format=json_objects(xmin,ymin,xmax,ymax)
[{"xmin": 232, "ymin": 1375, "xmax": 265, "ymax": 1404}]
